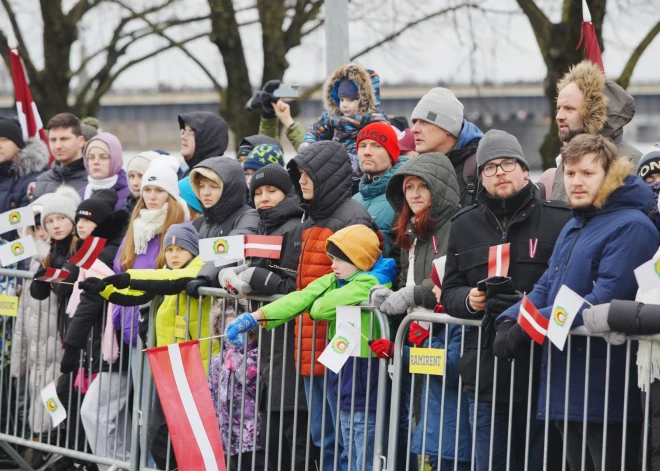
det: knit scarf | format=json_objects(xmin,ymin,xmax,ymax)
[
  {"xmin": 84, "ymin": 174, "xmax": 118, "ymax": 199},
  {"xmin": 132, "ymin": 203, "xmax": 168, "ymax": 254},
  {"xmin": 649, "ymin": 181, "xmax": 660, "ymax": 217}
]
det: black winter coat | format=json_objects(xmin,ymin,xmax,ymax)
[
  {"xmin": 30, "ymin": 235, "xmax": 79, "ymax": 340},
  {"xmin": 441, "ymin": 183, "xmax": 571, "ymax": 402},
  {"xmin": 192, "ymin": 157, "xmax": 259, "ymax": 281},
  {"xmin": 178, "ymin": 112, "xmax": 229, "ymax": 177},
  {"xmin": 32, "ymin": 158, "xmax": 88, "ymax": 200},
  {"xmin": 61, "ymin": 211, "xmax": 129, "ymax": 374}
]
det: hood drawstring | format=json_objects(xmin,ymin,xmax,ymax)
[{"xmin": 432, "ymin": 235, "xmax": 438, "ymax": 254}]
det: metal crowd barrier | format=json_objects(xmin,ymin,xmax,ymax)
[{"xmin": 386, "ymin": 310, "xmax": 660, "ymax": 471}]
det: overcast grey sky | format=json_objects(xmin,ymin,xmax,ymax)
[{"xmin": 2, "ymin": 0, "xmax": 659, "ymax": 91}]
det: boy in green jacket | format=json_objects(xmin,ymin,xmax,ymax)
[{"xmin": 225, "ymin": 223, "xmax": 395, "ymax": 471}]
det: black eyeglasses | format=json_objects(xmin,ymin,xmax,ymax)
[{"xmin": 481, "ymin": 160, "xmax": 518, "ymax": 177}]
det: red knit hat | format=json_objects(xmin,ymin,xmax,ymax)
[{"xmin": 356, "ymin": 122, "xmax": 401, "ymax": 164}]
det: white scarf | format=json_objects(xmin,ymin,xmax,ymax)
[
  {"xmin": 84, "ymin": 174, "xmax": 118, "ymax": 199},
  {"xmin": 132, "ymin": 203, "xmax": 168, "ymax": 254}
]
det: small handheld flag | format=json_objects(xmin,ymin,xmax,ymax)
[
  {"xmin": 547, "ymin": 285, "xmax": 586, "ymax": 351},
  {"xmin": 40, "ymin": 381, "xmax": 66, "ymax": 427},
  {"xmin": 36, "ymin": 268, "xmax": 71, "ymax": 283},
  {"xmin": 0, "ymin": 236, "xmax": 37, "ymax": 266},
  {"xmin": 318, "ymin": 324, "xmax": 359, "ymax": 373},
  {"xmin": 244, "ymin": 235, "xmax": 283, "ymax": 259},
  {"xmin": 488, "ymin": 243, "xmax": 511, "ymax": 277},
  {"xmin": 634, "ymin": 255, "xmax": 660, "ymax": 295},
  {"xmin": 68, "ymin": 236, "xmax": 106, "ymax": 270},
  {"xmin": 517, "ymin": 295, "xmax": 549, "ymax": 345},
  {"xmin": 199, "ymin": 236, "xmax": 244, "ymax": 267},
  {"xmin": 0, "ymin": 207, "xmax": 35, "ymax": 234}
]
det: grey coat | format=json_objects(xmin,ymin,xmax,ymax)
[
  {"xmin": 32, "ymin": 157, "xmax": 88, "ymax": 199},
  {"xmin": 552, "ymin": 81, "xmax": 642, "ymax": 202},
  {"xmin": 386, "ymin": 153, "xmax": 461, "ymax": 309}
]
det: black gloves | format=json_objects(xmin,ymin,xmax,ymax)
[
  {"xmin": 245, "ymin": 80, "xmax": 281, "ymax": 119},
  {"xmin": 34, "ymin": 267, "xmax": 47, "ymax": 280},
  {"xmin": 60, "ymin": 346, "xmax": 81, "ymax": 375},
  {"xmin": 482, "ymin": 276, "xmax": 521, "ymax": 319},
  {"xmin": 30, "ymin": 268, "xmax": 51, "ymax": 300},
  {"xmin": 79, "ymin": 277, "xmax": 107, "ymax": 295},
  {"xmin": 186, "ymin": 278, "xmax": 211, "ymax": 298},
  {"xmin": 138, "ymin": 305, "xmax": 150, "ymax": 346},
  {"xmin": 104, "ymin": 273, "xmax": 131, "ymax": 290},
  {"xmin": 493, "ymin": 321, "xmax": 527, "ymax": 361}
]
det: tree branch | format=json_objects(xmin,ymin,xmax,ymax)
[
  {"xmin": 515, "ymin": 0, "xmax": 552, "ymax": 50},
  {"xmin": 284, "ymin": 0, "xmax": 323, "ymax": 50},
  {"xmin": 616, "ymin": 19, "xmax": 660, "ymax": 89},
  {"xmin": 350, "ymin": 3, "xmax": 477, "ymax": 61},
  {"xmin": 68, "ymin": 0, "xmax": 105, "ymax": 23},
  {"xmin": 301, "ymin": 18, "xmax": 323, "ymax": 38},
  {"xmin": 0, "ymin": 0, "xmax": 37, "ymax": 79}
]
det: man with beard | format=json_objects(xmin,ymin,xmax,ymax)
[{"xmin": 552, "ymin": 60, "xmax": 642, "ymax": 201}]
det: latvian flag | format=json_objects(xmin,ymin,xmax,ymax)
[
  {"xmin": 244, "ymin": 235, "xmax": 283, "ymax": 259},
  {"xmin": 488, "ymin": 243, "xmax": 510, "ymax": 277},
  {"xmin": 36, "ymin": 268, "xmax": 70, "ymax": 283},
  {"xmin": 147, "ymin": 341, "xmax": 226, "ymax": 471},
  {"xmin": 68, "ymin": 236, "xmax": 106, "ymax": 270},
  {"xmin": 517, "ymin": 295, "xmax": 549, "ymax": 345}
]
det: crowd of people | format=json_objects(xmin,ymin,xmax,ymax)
[{"xmin": 0, "ymin": 59, "xmax": 659, "ymax": 471}]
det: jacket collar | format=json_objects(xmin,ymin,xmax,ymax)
[
  {"xmin": 358, "ymin": 158, "xmax": 408, "ymax": 200},
  {"xmin": 257, "ymin": 191, "xmax": 303, "ymax": 232}
]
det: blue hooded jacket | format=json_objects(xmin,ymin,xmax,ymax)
[{"xmin": 497, "ymin": 162, "xmax": 660, "ymax": 422}]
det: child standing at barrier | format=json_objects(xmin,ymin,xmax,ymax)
[
  {"xmin": 81, "ymin": 222, "xmax": 219, "ymax": 470},
  {"xmin": 208, "ymin": 306, "xmax": 266, "ymax": 471},
  {"xmin": 225, "ymin": 224, "xmax": 395, "ymax": 471}
]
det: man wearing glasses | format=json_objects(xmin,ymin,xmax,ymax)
[
  {"xmin": 177, "ymin": 112, "xmax": 229, "ymax": 178},
  {"xmin": 442, "ymin": 129, "xmax": 570, "ymax": 470}
]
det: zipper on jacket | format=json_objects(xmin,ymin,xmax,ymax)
[{"xmin": 485, "ymin": 196, "xmax": 530, "ymax": 243}]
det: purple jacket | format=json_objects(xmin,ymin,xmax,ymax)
[
  {"xmin": 111, "ymin": 235, "xmax": 162, "ymax": 346},
  {"xmin": 208, "ymin": 341, "xmax": 261, "ymax": 455},
  {"xmin": 78, "ymin": 169, "xmax": 131, "ymax": 211}
]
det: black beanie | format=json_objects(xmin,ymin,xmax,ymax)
[
  {"xmin": 76, "ymin": 189, "xmax": 118, "ymax": 225},
  {"xmin": 326, "ymin": 241, "xmax": 353, "ymax": 266},
  {"xmin": 250, "ymin": 164, "xmax": 294, "ymax": 201},
  {"xmin": 0, "ymin": 118, "xmax": 25, "ymax": 149}
]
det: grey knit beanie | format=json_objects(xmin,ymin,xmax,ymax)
[
  {"xmin": 476, "ymin": 130, "xmax": 529, "ymax": 172},
  {"xmin": 163, "ymin": 223, "xmax": 199, "ymax": 257},
  {"xmin": 41, "ymin": 185, "xmax": 82, "ymax": 224},
  {"xmin": 410, "ymin": 88, "xmax": 464, "ymax": 138}
]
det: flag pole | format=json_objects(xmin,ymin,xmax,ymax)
[{"xmin": 141, "ymin": 333, "xmax": 227, "ymax": 352}]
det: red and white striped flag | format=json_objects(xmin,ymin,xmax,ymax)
[
  {"xmin": 244, "ymin": 235, "xmax": 283, "ymax": 259},
  {"xmin": 68, "ymin": 237, "xmax": 106, "ymax": 270},
  {"xmin": 576, "ymin": 0, "xmax": 604, "ymax": 73},
  {"xmin": 9, "ymin": 47, "xmax": 51, "ymax": 166},
  {"xmin": 517, "ymin": 295, "xmax": 549, "ymax": 345},
  {"xmin": 36, "ymin": 268, "xmax": 70, "ymax": 283},
  {"xmin": 488, "ymin": 243, "xmax": 510, "ymax": 277},
  {"xmin": 147, "ymin": 341, "xmax": 226, "ymax": 471}
]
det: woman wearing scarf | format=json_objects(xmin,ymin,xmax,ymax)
[{"xmin": 79, "ymin": 132, "xmax": 130, "ymax": 210}]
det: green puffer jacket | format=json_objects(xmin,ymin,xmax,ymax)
[
  {"xmin": 259, "ymin": 117, "xmax": 306, "ymax": 151},
  {"xmin": 259, "ymin": 256, "xmax": 396, "ymax": 357},
  {"xmin": 385, "ymin": 153, "xmax": 461, "ymax": 309}
]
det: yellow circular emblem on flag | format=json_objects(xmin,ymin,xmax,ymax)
[
  {"xmin": 46, "ymin": 398, "xmax": 58, "ymax": 412},
  {"xmin": 10, "ymin": 242, "xmax": 24, "ymax": 256},
  {"xmin": 654, "ymin": 259, "xmax": 660, "ymax": 277},
  {"xmin": 213, "ymin": 239, "xmax": 228, "ymax": 255},
  {"xmin": 8, "ymin": 211, "xmax": 20, "ymax": 225},
  {"xmin": 553, "ymin": 306, "xmax": 568, "ymax": 327},
  {"xmin": 331, "ymin": 336, "xmax": 349, "ymax": 354}
]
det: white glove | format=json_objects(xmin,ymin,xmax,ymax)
[
  {"xmin": 369, "ymin": 285, "xmax": 391, "ymax": 307},
  {"xmin": 218, "ymin": 265, "xmax": 252, "ymax": 294}
]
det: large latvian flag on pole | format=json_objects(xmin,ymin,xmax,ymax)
[
  {"xmin": 517, "ymin": 295, "xmax": 549, "ymax": 345},
  {"xmin": 147, "ymin": 340, "xmax": 226, "ymax": 471}
]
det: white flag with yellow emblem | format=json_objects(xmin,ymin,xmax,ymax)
[{"xmin": 0, "ymin": 207, "xmax": 35, "ymax": 234}]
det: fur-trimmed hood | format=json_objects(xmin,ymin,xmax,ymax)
[
  {"xmin": 11, "ymin": 139, "xmax": 49, "ymax": 178},
  {"xmin": 323, "ymin": 63, "xmax": 380, "ymax": 116},
  {"xmin": 557, "ymin": 61, "xmax": 608, "ymax": 136},
  {"xmin": 592, "ymin": 157, "xmax": 636, "ymax": 209}
]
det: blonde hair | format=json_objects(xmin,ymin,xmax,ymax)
[{"xmin": 118, "ymin": 195, "xmax": 186, "ymax": 271}]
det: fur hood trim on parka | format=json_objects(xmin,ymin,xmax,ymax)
[
  {"xmin": 593, "ymin": 157, "xmax": 635, "ymax": 209},
  {"xmin": 323, "ymin": 63, "xmax": 380, "ymax": 116},
  {"xmin": 557, "ymin": 61, "xmax": 608, "ymax": 136},
  {"xmin": 11, "ymin": 139, "xmax": 49, "ymax": 178}
]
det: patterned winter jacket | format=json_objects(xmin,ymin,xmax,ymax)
[{"xmin": 208, "ymin": 341, "xmax": 261, "ymax": 455}]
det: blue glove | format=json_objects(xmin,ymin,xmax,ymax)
[{"xmin": 224, "ymin": 313, "xmax": 259, "ymax": 348}]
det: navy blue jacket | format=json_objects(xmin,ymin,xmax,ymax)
[
  {"xmin": 0, "ymin": 139, "xmax": 48, "ymax": 216},
  {"xmin": 498, "ymin": 164, "xmax": 660, "ymax": 422}
]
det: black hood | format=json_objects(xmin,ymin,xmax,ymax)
[
  {"xmin": 257, "ymin": 190, "xmax": 303, "ymax": 233},
  {"xmin": 193, "ymin": 156, "xmax": 248, "ymax": 224},
  {"xmin": 178, "ymin": 112, "xmax": 229, "ymax": 168},
  {"xmin": 238, "ymin": 135, "xmax": 282, "ymax": 154},
  {"xmin": 286, "ymin": 141, "xmax": 352, "ymax": 221}
]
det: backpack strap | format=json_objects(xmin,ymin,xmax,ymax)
[
  {"xmin": 534, "ymin": 182, "xmax": 546, "ymax": 200},
  {"xmin": 462, "ymin": 153, "xmax": 478, "ymax": 205}
]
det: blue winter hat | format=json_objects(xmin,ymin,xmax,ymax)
[
  {"xmin": 337, "ymin": 78, "xmax": 358, "ymax": 100},
  {"xmin": 178, "ymin": 176, "xmax": 202, "ymax": 213},
  {"xmin": 243, "ymin": 144, "xmax": 285, "ymax": 172},
  {"xmin": 163, "ymin": 223, "xmax": 199, "ymax": 257}
]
